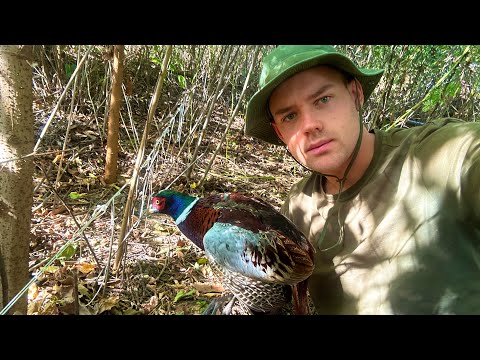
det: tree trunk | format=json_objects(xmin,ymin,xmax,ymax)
[
  {"xmin": 104, "ymin": 45, "xmax": 125, "ymax": 184},
  {"xmin": 0, "ymin": 45, "xmax": 34, "ymax": 314}
]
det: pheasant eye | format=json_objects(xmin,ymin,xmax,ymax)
[{"xmin": 156, "ymin": 199, "xmax": 159, "ymax": 205}]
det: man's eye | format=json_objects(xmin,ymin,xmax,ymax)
[
  {"xmin": 283, "ymin": 113, "xmax": 296, "ymax": 122},
  {"xmin": 317, "ymin": 96, "xmax": 330, "ymax": 105}
]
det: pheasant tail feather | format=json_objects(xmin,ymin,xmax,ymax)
[{"xmin": 292, "ymin": 278, "xmax": 310, "ymax": 315}]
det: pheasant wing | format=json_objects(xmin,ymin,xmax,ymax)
[{"xmin": 200, "ymin": 193, "xmax": 314, "ymax": 285}]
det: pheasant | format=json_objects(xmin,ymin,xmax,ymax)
[{"xmin": 149, "ymin": 189, "xmax": 315, "ymax": 315}]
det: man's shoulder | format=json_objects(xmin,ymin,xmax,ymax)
[
  {"xmin": 410, "ymin": 118, "xmax": 480, "ymax": 149},
  {"xmin": 288, "ymin": 172, "xmax": 318, "ymax": 197},
  {"xmin": 280, "ymin": 172, "xmax": 322, "ymax": 229},
  {"xmin": 378, "ymin": 118, "xmax": 480, "ymax": 147},
  {"xmin": 280, "ymin": 173, "xmax": 319, "ymax": 216},
  {"xmin": 416, "ymin": 118, "xmax": 480, "ymax": 136}
]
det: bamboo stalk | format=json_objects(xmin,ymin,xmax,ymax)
[
  {"xmin": 113, "ymin": 45, "xmax": 173, "ymax": 272},
  {"xmin": 55, "ymin": 46, "xmax": 82, "ymax": 187},
  {"xmin": 198, "ymin": 46, "xmax": 260, "ymax": 188},
  {"xmin": 185, "ymin": 46, "xmax": 234, "ymax": 181}
]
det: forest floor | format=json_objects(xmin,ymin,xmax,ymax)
[{"xmin": 27, "ymin": 100, "xmax": 311, "ymax": 315}]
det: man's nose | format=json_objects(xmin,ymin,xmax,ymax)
[{"xmin": 301, "ymin": 110, "xmax": 323, "ymax": 134}]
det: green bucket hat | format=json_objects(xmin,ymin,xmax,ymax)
[{"xmin": 245, "ymin": 45, "xmax": 384, "ymax": 145}]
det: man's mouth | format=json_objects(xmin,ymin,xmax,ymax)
[{"xmin": 306, "ymin": 140, "xmax": 332, "ymax": 154}]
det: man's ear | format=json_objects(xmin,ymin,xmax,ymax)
[
  {"xmin": 350, "ymin": 78, "xmax": 365, "ymax": 111},
  {"xmin": 271, "ymin": 122, "xmax": 286, "ymax": 143}
]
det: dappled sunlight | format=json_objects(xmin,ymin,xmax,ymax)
[{"xmin": 285, "ymin": 118, "xmax": 480, "ymax": 314}]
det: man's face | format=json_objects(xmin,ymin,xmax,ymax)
[{"xmin": 269, "ymin": 66, "xmax": 364, "ymax": 177}]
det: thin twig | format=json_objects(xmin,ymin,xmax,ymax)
[
  {"xmin": 199, "ymin": 46, "xmax": 260, "ymax": 187},
  {"xmin": 1, "ymin": 182, "xmax": 127, "ymax": 315},
  {"xmin": 0, "ymin": 148, "xmax": 75, "ymax": 165},
  {"xmin": 38, "ymin": 165, "xmax": 102, "ymax": 269},
  {"xmin": 34, "ymin": 46, "xmax": 93, "ymax": 152},
  {"xmin": 55, "ymin": 45, "xmax": 82, "ymax": 186},
  {"xmin": 73, "ymin": 267, "xmax": 79, "ymax": 315},
  {"xmin": 103, "ymin": 197, "xmax": 116, "ymax": 296},
  {"xmin": 185, "ymin": 46, "xmax": 234, "ymax": 181}
]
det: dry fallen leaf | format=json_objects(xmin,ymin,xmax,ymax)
[
  {"xmin": 42, "ymin": 301, "xmax": 60, "ymax": 315},
  {"xmin": 75, "ymin": 262, "xmax": 96, "ymax": 274},
  {"xmin": 79, "ymin": 304, "xmax": 94, "ymax": 315},
  {"xmin": 53, "ymin": 284, "xmax": 75, "ymax": 304},
  {"xmin": 96, "ymin": 296, "xmax": 119, "ymax": 314},
  {"xmin": 142, "ymin": 295, "xmax": 159, "ymax": 313},
  {"xmin": 28, "ymin": 282, "xmax": 39, "ymax": 302},
  {"xmin": 203, "ymin": 292, "xmax": 223, "ymax": 298},
  {"xmin": 49, "ymin": 205, "xmax": 67, "ymax": 216},
  {"xmin": 27, "ymin": 299, "xmax": 43, "ymax": 315},
  {"xmin": 193, "ymin": 282, "xmax": 225, "ymax": 293},
  {"xmin": 177, "ymin": 239, "xmax": 187, "ymax": 247}
]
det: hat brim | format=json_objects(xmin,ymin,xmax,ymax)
[{"xmin": 245, "ymin": 53, "xmax": 384, "ymax": 145}]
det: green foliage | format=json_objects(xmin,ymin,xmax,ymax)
[
  {"xmin": 422, "ymin": 88, "xmax": 442, "ymax": 112},
  {"xmin": 196, "ymin": 257, "xmax": 208, "ymax": 265},
  {"xmin": 422, "ymin": 81, "xmax": 461, "ymax": 112},
  {"xmin": 64, "ymin": 62, "xmax": 76, "ymax": 78},
  {"xmin": 177, "ymin": 74, "xmax": 186, "ymax": 89},
  {"xmin": 58, "ymin": 243, "xmax": 77, "ymax": 262},
  {"xmin": 149, "ymin": 45, "xmax": 164, "ymax": 65},
  {"xmin": 445, "ymin": 81, "xmax": 461, "ymax": 98},
  {"xmin": 68, "ymin": 191, "xmax": 85, "ymax": 200},
  {"xmin": 355, "ymin": 44, "xmax": 477, "ymax": 126},
  {"xmin": 173, "ymin": 289, "xmax": 196, "ymax": 303},
  {"xmin": 196, "ymin": 299, "xmax": 208, "ymax": 313}
]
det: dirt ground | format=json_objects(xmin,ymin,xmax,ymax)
[{"xmin": 27, "ymin": 104, "xmax": 310, "ymax": 315}]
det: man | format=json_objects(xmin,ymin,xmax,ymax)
[{"xmin": 245, "ymin": 45, "xmax": 480, "ymax": 314}]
